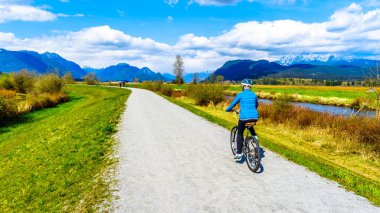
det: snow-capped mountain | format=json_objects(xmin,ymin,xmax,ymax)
[
  {"xmin": 277, "ymin": 54, "xmax": 378, "ymax": 68},
  {"xmin": 278, "ymin": 54, "xmax": 334, "ymax": 65}
]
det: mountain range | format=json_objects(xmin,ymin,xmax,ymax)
[
  {"xmin": 0, "ymin": 49, "xmax": 378, "ymax": 81},
  {"xmin": 212, "ymin": 55, "xmax": 379, "ymax": 81},
  {"xmin": 0, "ymin": 49, "xmax": 86, "ymax": 79},
  {"xmin": 277, "ymin": 54, "xmax": 379, "ymax": 68},
  {"xmin": 0, "ymin": 49, "xmax": 210, "ymax": 82},
  {"xmin": 84, "ymin": 64, "xmax": 168, "ymax": 82}
]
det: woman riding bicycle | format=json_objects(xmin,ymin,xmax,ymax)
[{"xmin": 226, "ymin": 79, "xmax": 259, "ymax": 160}]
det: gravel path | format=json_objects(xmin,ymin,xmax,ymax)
[{"xmin": 114, "ymin": 88, "xmax": 379, "ymax": 212}]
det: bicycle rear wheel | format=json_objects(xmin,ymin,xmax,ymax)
[
  {"xmin": 245, "ymin": 137, "xmax": 261, "ymax": 172},
  {"xmin": 230, "ymin": 126, "xmax": 238, "ymax": 156}
]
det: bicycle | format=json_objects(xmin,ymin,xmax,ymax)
[{"xmin": 230, "ymin": 110, "xmax": 261, "ymax": 172}]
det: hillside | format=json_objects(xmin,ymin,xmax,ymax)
[
  {"xmin": 268, "ymin": 64, "xmax": 369, "ymax": 80},
  {"xmin": 96, "ymin": 63, "xmax": 167, "ymax": 82},
  {"xmin": 212, "ymin": 60, "xmax": 288, "ymax": 81},
  {"xmin": 211, "ymin": 58, "xmax": 374, "ymax": 81},
  {"xmin": 0, "ymin": 49, "xmax": 86, "ymax": 78}
]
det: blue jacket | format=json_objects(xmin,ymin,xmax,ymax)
[{"xmin": 226, "ymin": 89, "xmax": 259, "ymax": 120}]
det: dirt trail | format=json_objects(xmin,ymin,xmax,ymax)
[{"xmin": 114, "ymin": 88, "xmax": 379, "ymax": 212}]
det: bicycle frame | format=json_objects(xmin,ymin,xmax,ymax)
[{"xmin": 230, "ymin": 109, "xmax": 261, "ymax": 172}]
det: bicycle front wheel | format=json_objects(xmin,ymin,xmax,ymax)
[
  {"xmin": 245, "ymin": 137, "xmax": 261, "ymax": 172},
  {"xmin": 230, "ymin": 126, "xmax": 238, "ymax": 156}
]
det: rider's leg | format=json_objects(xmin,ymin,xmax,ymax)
[
  {"xmin": 236, "ymin": 120, "xmax": 245, "ymax": 154},
  {"xmin": 248, "ymin": 126, "xmax": 257, "ymax": 136},
  {"xmin": 248, "ymin": 126, "xmax": 259, "ymax": 141}
]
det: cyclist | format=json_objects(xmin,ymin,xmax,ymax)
[{"xmin": 225, "ymin": 79, "xmax": 259, "ymax": 160}]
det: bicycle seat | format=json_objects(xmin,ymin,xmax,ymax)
[{"xmin": 245, "ymin": 122, "xmax": 256, "ymax": 127}]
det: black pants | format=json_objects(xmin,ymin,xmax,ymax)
[{"xmin": 237, "ymin": 119, "xmax": 257, "ymax": 154}]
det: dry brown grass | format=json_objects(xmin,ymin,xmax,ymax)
[
  {"xmin": 0, "ymin": 89, "xmax": 16, "ymax": 99},
  {"xmin": 0, "ymin": 72, "xmax": 69, "ymax": 122},
  {"xmin": 259, "ymin": 101, "xmax": 380, "ymax": 153},
  {"xmin": 24, "ymin": 92, "xmax": 69, "ymax": 112}
]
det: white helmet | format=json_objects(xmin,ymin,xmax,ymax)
[{"xmin": 241, "ymin": 79, "xmax": 253, "ymax": 88}]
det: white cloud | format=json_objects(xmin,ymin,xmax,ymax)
[
  {"xmin": 363, "ymin": 0, "xmax": 380, "ymax": 7},
  {"xmin": 58, "ymin": 13, "xmax": 85, "ymax": 18},
  {"xmin": 165, "ymin": 0, "xmax": 179, "ymax": 7},
  {"xmin": 1, "ymin": 3, "xmax": 380, "ymax": 73},
  {"xmin": 170, "ymin": 0, "xmax": 303, "ymax": 6},
  {"xmin": 167, "ymin": 16, "xmax": 173, "ymax": 23},
  {"xmin": 0, "ymin": 31, "xmax": 17, "ymax": 42},
  {"xmin": 191, "ymin": 0, "xmax": 239, "ymax": 6},
  {"xmin": 0, "ymin": 0, "xmax": 31, "ymax": 3},
  {"xmin": 0, "ymin": 4, "xmax": 56, "ymax": 23}
]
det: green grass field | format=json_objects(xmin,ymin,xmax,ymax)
[{"xmin": 0, "ymin": 85, "xmax": 130, "ymax": 212}]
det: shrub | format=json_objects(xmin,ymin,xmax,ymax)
[
  {"xmin": 171, "ymin": 89, "xmax": 183, "ymax": 98},
  {"xmin": 258, "ymin": 102, "xmax": 380, "ymax": 152},
  {"xmin": 162, "ymin": 85, "xmax": 173, "ymax": 97},
  {"xmin": 62, "ymin": 72, "xmax": 75, "ymax": 84},
  {"xmin": 141, "ymin": 81, "xmax": 163, "ymax": 92},
  {"xmin": 186, "ymin": 84, "xmax": 226, "ymax": 106},
  {"xmin": 11, "ymin": 70, "xmax": 35, "ymax": 93},
  {"xmin": 0, "ymin": 89, "xmax": 16, "ymax": 99},
  {"xmin": 0, "ymin": 73, "xmax": 14, "ymax": 90},
  {"xmin": 267, "ymin": 95, "xmax": 292, "ymax": 122},
  {"xmin": 84, "ymin": 73, "xmax": 98, "ymax": 85},
  {"xmin": 34, "ymin": 74, "xmax": 65, "ymax": 94},
  {"xmin": 0, "ymin": 96, "xmax": 18, "ymax": 122}
]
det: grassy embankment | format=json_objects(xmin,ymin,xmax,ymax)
[
  {"xmin": 128, "ymin": 82, "xmax": 380, "ymax": 206},
  {"xmin": 0, "ymin": 85, "xmax": 130, "ymax": 211},
  {"xmin": 228, "ymin": 85, "xmax": 378, "ymax": 109},
  {"xmin": 0, "ymin": 71, "xmax": 70, "ymax": 122},
  {"xmin": 129, "ymin": 83, "xmax": 378, "ymax": 109}
]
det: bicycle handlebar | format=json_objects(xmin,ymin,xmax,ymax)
[{"xmin": 231, "ymin": 109, "xmax": 240, "ymax": 114}]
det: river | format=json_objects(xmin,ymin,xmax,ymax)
[{"xmin": 259, "ymin": 99, "xmax": 375, "ymax": 117}]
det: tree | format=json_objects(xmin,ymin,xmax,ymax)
[
  {"xmin": 62, "ymin": 72, "xmax": 75, "ymax": 84},
  {"xmin": 133, "ymin": 78, "xmax": 139, "ymax": 83},
  {"xmin": 192, "ymin": 72, "xmax": 199, "ymax": 84},
  {"xmin": 207, "ymin": 73, "xmax": 216, "ymax": 83},
  {"xmin": 216, "ymin": 75, "xmax": 224, "ymax": 83},
  {"xmin": 84, "ymin": 72, "xmax": 98, "ymax": 85},
  {"xmin": 173, "ymin": 55, "xmax": 184, "ymax": 85}
]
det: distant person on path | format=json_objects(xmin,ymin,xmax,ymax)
[{"xmin": 225, "ymin": 79, "xmax": 259, "ymax": 160}]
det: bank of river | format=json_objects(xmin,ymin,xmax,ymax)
[
  {"xmin": 225, "ymin": 95, "xmax": 375, "ymax": 117},
  {"xmin": 259, "ymin": 98, "xmax": 375, "ymax": 117}
]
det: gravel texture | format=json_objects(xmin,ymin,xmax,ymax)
[{"xmin": 114, "ymin": 88, "xmax": 379, "ymax": 212}]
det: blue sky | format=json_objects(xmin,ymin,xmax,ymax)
[{"xmin": 0, "ymin": 0, "xmax": 380, "ymax": 73}]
